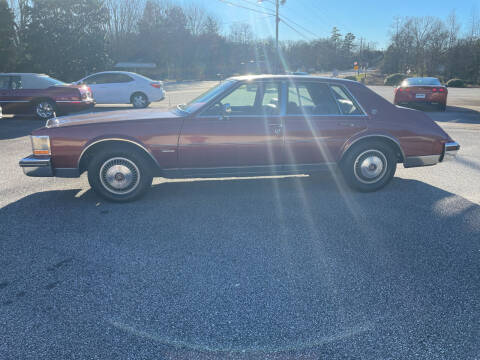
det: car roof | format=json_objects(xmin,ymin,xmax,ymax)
[
  {"xmin": 0, "ymin": 73, "xmax": 49, "ymax": 77},
  {"xmin": 405, "ymin": 77, "xmax": 439, "ymax": 80},
  {"xmin": 228, "ymin": 74, "xmax": 358, "ymax": 84},
  {"xmin": 85, "ymin": 71, "xmax": 139, "ymax": 77}
]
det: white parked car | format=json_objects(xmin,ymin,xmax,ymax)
[{"xmin": 74, "ymin": 71, "xmax": 165, "ymax": 108}]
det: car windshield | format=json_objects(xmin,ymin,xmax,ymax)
[
  {"xmin": 402, "ymin": 78, "xmax": 441, "ymax": 86},
  {"xmin": 177, "ymin": 80, "xmax": 236, "ymax": 113}
]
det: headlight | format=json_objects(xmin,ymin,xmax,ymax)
[{"xmin": 31, "ymin": 135, "xmax": 51, "ymax": 156}]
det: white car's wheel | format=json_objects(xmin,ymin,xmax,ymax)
[{"xmin": 131, "ymin": 92, "xmax": 150, "ymax": 109}]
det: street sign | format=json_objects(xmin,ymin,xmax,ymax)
[{"xmin": 354, "ymin": 65, "xmax": 359, "ymax": 71}]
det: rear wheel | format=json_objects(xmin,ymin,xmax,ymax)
[
  {"xmin": 341, "ymin": 141, "xmax": 397, "ymax": 192},
  {"xmin": 131, "ymin": 92, "xmax": 150, "ymax": 109},
  {"xmin": 87, "ymin": 148, "xmax": 153, "ymax": 202},
  {"xmin": 35, "ymin": 100, "xmax": 56, "ymax": 120}
]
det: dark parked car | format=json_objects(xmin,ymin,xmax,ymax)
[
  {"xmin": 20, "ymin": 75, "xmax": 459, "ymax": 202},
  {"xmin": 0, "ymin": 73, "xmax": 94, "ymax": 119},
  {"xmin": 394, "ymin": 77, "xmax": 448, "ymax": 111}
]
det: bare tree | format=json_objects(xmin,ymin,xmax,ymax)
[
  {"xmin": 184, "ymin": 3, "xmax": 207, "ymax": 37},
  {"xmin": 229, "ymin": 22, "xmax": 254, "ymax": 45}
]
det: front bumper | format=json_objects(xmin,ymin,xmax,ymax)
[{"xmin": 19, "ymin": 155, "xmax": 53, "ymax": 177}]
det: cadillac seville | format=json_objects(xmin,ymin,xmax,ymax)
[{"xmin": 19, "ymin": 75, "xmax": 459, "ymax": 202}]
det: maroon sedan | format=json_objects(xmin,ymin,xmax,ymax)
[
  {"xmin": 0, "ymin": 73, "xmax": 94, "ymax": 119},
  {"xmin": 394, "ymin": 77, "xmax": 448, "ymax": 111},
  {"xmin": 19, "ymin": 75, "xmax": 459, "ymax": 202}
]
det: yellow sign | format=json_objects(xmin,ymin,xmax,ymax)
[{"xmin": 354, "ymin": 65, "xmax": 359, "ymax": 71}]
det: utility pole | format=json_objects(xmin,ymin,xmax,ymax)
[
  {"xmin": 275, "ymin": 0, "xmax": 280, "ymax": 74},
  {"xmin": 258, "ymin": 0, "xmax": 285, "ymax": 73}
]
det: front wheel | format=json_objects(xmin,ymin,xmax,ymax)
[
  {"xmin": 341, "ymin": 141, "xmax": 397, "ymax": 192},
  {"xmin": 87, "ymin": 149, "xmax": 153, "ymax": 202}
]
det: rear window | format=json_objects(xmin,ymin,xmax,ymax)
[
  {"xmin": 402, "ymin": 78, "xmax": 441, "ymax": 86},
  {"xmin": 22, "ymin": 75, "xmax": 65, "ymax": 89},
  {"xmin": 287, "ymin": 83, "xmax": 340, "ymax": 115}
]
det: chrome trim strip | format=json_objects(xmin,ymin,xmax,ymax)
[
  {"xmin": 162, "ymin": 163, "xmax": 338, "ymax": 178},
  {"xmin": 56, "ymin": 100, "xmax": 92, "ymax": 103},
  {"xmin": 78, "ymin": 138, "xmax": 161, "ymax": 169},
  {"xmin": 0, "ymin": 100, "xmax": 29, "ymax": 103},
  {"xmin": 404, "ymin": 155, "xmax": 440, "ymax": 168}
]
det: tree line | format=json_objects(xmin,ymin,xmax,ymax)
[
  {"xmin": 0, "ymin": 0, "xmax": 479, "ymax": 84},
  {"xmin": 383, "ymin": 12, "xmax": 480, "ymax": 84}
]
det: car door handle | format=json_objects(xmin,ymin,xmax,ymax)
[
  {"xmin": 269, "ymin": 124, "xmax": 283, "ymax": 135},
  {"xmin": 338, "ymin": 121, "xmax": 356, "ymax": 127}
]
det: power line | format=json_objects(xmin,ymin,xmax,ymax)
[
  {"xmin": 217, "ymin": 0, "xmax": 276, "ymax": 17},
  {"xmin": 279, "ymin": 18, "xmax": 312, "ymax": 42},
  {"xmin": 279, "ymin": 14, "xmax": 320, "ymax": 39},
  {"xmin": 236, "ymin": 0, "xmax": 276, "ymax": 11}
]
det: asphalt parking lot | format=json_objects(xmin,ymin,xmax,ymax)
[{"xmin": 1, "ymin": 83, "xmax": 479, "ymax": 359}]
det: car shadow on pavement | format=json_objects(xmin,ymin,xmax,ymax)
[{"xmin": 1, "ymin": 176, "xmax": 479, "ymax": 359}]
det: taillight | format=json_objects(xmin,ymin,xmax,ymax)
[
  {"xmin": 439, "ymin": 88, "xmax": 445, "ymax": 92},
  {"xmin": 433, "ymin": 88, "xmax": 437, "ymax": 92},
  {"xmin": 150, "ymin": 83, "xmax": 162, "ymax": 89}
]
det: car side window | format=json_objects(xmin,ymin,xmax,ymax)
[
  {"xmin": 330, "ymin": 85, "xmax": 363, "ymax": 115},
  {"xmin": 202, "ymin": 81, "xmax": 281, "ymax": 117},
  {"xmin": 108, "ymin": 74, "xmax": 134, "ymax": 83},
  {"xmin": 287, "ymin": 83, "xmax": 340, "ymax": 115},
  {"xmin": 10, "ymin": 76, "xmax": 22, "ymax": 90},
  {"xmin": 84, "ymin": 74, "xmax": 109, "ymax": 85},
  {"xmin": 0, "ymin": 76, "xmax": 9, "ymax": 90}
]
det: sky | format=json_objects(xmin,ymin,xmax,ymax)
[{"xmin": 190, "ymin": 0, "xmax": 479, "ymax": 49}]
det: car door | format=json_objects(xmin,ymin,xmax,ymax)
[
  {"xmin": 178, "ymin": 80, "xmax": 285, "ymax": 172},
  {"xmin": 82, "ymin": 73, "xmax": 113, "ymax": 104},
  {"xmin": 283, "ymin": 81, "xmax": 367, "ymax": 165},
  {"xmin": 103, "ymin": 73, "xmax": 135, "ymax": 104},
  {"xmin": 0, "ymin": 75, "xmax": 29, "ymax": 114},
  {"xmin": 0, "ymin": 75, "xmax": 12, "ymax": 112}
]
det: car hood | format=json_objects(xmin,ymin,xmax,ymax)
[{"xmin": 46, "ymin": 108, "xmax": 181, "ymax": 128}]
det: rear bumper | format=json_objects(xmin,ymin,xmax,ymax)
[
  {"xmin": 19, "ymin": 155, "xmax": 53, "ymax": 177},
  {"xmin": 404, "ymin": 141, "xmax": 460, "ymax": 168},
  {"xmin": 440, "ymin": 141, "xmax": 460, "ymax": 162},
  {"xmin": 150, "ymin": 90, "xmax": 166, "ymax": 102}
]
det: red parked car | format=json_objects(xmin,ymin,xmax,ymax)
[
  {"xmin": 0, "ymin": 73, "xmax": 94, "ymax": 120},
  {"xmin": 394, "ymin": 77, "xmax": 448, "ymax": 111},
  {"xmin": 20, "ymin": 75, "xmax": 459, "ymax": 202}
]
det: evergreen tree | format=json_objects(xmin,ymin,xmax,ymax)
[{"xmin": 0, "ymin": 0, "xmax": 16, "ymax": 72}]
